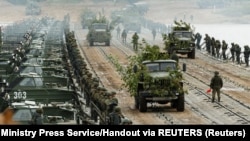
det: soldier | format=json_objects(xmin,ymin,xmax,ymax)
[
  {"xmin": 132, "ymin": 32, "xmax": 139, "ymax": 51},
  {"xmin": 121, "ymin": 29, "xmax": 127, "ymax": 43},
  {"xmin": 210, "ymin": 71, "xmax": 223, "ymax": 102},
  {"xmin": 204, "ymin": 34, "xmax": 211, "ymax": 54},
  {"xmin": 30, "ymin": 108, "xmax": 44, "ymax": 125},
  {"xmin": 105, "ymin": 91, "xmax": 118, "ymax": 114},
  {"xmin": 194, "ymin": 32, "xmax": 202, "ymax": 50},
  {"xmin": 243, "ymin": 45, "xmax": 250, "ymax": 67},
  {"xmin": 210, "ymin": 37, "xmax": 216, "ymax": 57},
  {"xmin": 230, "ymin": 43, "xmax": 236, "ymax": 62},
  {"xmin": 108, "ymin": 106, "xmax": 124, "ymax": 125},
  {"xmin": 215, "ymin": 40, "xmax": 221, "ymax": 58},
  {"xmin": 235, "ymin": 44, "xmax": 241, "ymax": 65},
  {"xmin": 221, "ymin": 40, "xmax": 228, "ymax": 60},
  {"xmin": 120, "ymin": 118, "xmax": 133, "ymax": 125}
]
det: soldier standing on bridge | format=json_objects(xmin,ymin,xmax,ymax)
[
  {"xmin": 230, "ymin": 43, "xmax": 236, "ymax": 63},
  {"xmin": 221, "ymin": 40, "xmax": 228, "ymax": 60},
  {"xmin": 132, "ymin": 32, "xmax": 139, "ymax": 51},
  {"xmin": 235, "ymin": 44, "xmax": 241, "ymax": 65},
  {"xmin": 243, "ymin": 45, "xmax": 250, "ymax": 67},
  {"xmin": 194, "ymin": 32, "xmax": 202, "ymax": 50},
  {"xmin": 210, "ymin": 71, "xmax": 223, "ymax": 103}
]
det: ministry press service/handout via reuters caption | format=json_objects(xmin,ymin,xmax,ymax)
[{"xmin": 0, "ymin": 128, "xmax": 247, "ymax": 138}]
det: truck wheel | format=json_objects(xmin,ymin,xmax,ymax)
[
  {"xmin": 105, "ymin": 41, "xmax": 110, "ymax": 46},
  {"xmin": 139, "ymin": 96, "xmax": 147, "ymax": 112},
  {"xmin": 188, "ymin": 50, "xmax": 195, "ymax": 59},
  {"xmin": 171, "ymin": 101, "xmax": 177, "ymax": 108},
  {"xmin": 134, "ymin": 96, "xmax": 139, "ymax": 109},
  {"xmin": 90, "ymin": 41, "xmax": 94, "ymax": 46},
  {"xmin": 191, "ymin": 50, "xmax": 195, "ymax": 59},
  {"xmin": 176, "ymin": 94, "xmax": 185, "ymax": 112}
]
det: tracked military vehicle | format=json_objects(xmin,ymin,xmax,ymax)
[{"xmin": 87, "ymin": 22, "xmax": 111, "ymax": 46}]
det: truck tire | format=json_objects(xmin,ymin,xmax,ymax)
[
  {"xmin": 134, "ymin": 96, "xmax": 139, "ymax": 109},
  {"xmin": 105, "ymin": 41, "xmax": 110, "ymax": 46},
  {"xmin": 176, "ymin": 94, "xmax": 185, "ymax": 112},
  {"xmin": 188, "ymin": 50, "xmax": 195, "ymax": 59},
  {"xmin": 90, "ymin": 41, "xmax": 94, "ymax": 46},
  {"xmin": 139, "ymin": 95, "xmax": 147, "ymax": 112}
]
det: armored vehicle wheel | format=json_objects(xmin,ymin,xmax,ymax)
[
  {"xmin": 176, "ymin": 94, "xmax": 185, "ymax": 112},
  {"xmin": 139, "ymin": 95, "xmax": 147, "ymax": 112}
]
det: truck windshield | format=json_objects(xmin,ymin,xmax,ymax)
[
  {"xmin": 173, "ymin": 32, "xmax": 192, "ymax": 38},
  {"xmin": 93, "ymin": 24, "xmax": 106, "ymax": 29},
  {"xmin": 145, "ymin": 62, "xmax": 176, "ymax": 72}
]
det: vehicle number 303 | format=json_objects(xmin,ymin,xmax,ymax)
[{"xmin": 13, "ymin": 91, "xmax": 27, "ymax": 99}]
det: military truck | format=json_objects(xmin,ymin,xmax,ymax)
[
  {"xmin": 110, "ymin": 43, "xmax": 186, "ymax": 113},
  {"xmin": 87, "ymin": 23, "xmax": 111, "ymax": 46},
  {"xmin": 133, "ymin": 59, "xmax": 185, "ymax": 112},
  {"xmin": 167, "ymin": 21, "xmax": 196, "ymax": 59}
]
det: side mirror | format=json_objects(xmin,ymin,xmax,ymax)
[{"xmin": 133, "ymin": 65, "xmax": 138, "ymax": 73}]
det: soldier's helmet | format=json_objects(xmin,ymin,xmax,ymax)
[
  {"xmin": 214, "ymin": 71, "xmax": 219, "ymax": 75},
  {"xmin": 110, "ymin": 91, "xmax": 116, "ymax": 96},
  {"xmin": 121, "ymin": 118, "xmax": 133, "ymax": 125},
  {"xmin": 114, "ymin": 106, "xmax": 121, "ymax": 113},
  {"xmin": 36, "ymin": 108, "xmax": 43, "ymax": 114}
]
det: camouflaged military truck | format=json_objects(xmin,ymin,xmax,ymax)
[
  {"xmin": 168, "ymin": 22, "xmax": 196, "ymax": 59},
  {"xmin": 133, "ymin": 59, "xmax": 186, "ymax": 112},
  {"xmin": 87, "ymin": 23, "xmax": 111, "ymax": 46}
]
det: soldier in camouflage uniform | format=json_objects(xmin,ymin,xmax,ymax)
[
  {"xmin": 243, "ymin": 45, "xmax": 250, "ymax": 67},
  {"xmin": 210, "ymin": 37, "xmax": 216, "ymax": 57},
  {"xmin": 230, "ymin": 43, "xmax": 236, "ymax": 62},
  {"xmin": 210, "ymin": 71, "xmax": 223, "ymax": 102},
  {"xmin": 105, "ymin": 91, "xmax": 118, "ymax": 114},
  {"xmin": 132, "ymin": 32, "xmax": 139, "ymax": 51},
  {"xmin": 221, "ymin": 40, "xmax": 228, "ymax": 60},
  {"xmin": 235, "ymin": 44, "xmax": 241, "ymax": 64},
  {"xmin": 108, "ymin": 106, "xmax": 124, "ymax": 125},
  {"xmin": 215, "ymin": 40, "xmax": 221, "ymax": 58}
]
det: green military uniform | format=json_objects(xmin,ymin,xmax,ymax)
[
  {"xmin": 132, "ymin": 32, "xmax": 139, "ymax": 51},
  {"xmin": 210, "ymin": 71, "xmax": 223, "ymax": 102}
]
